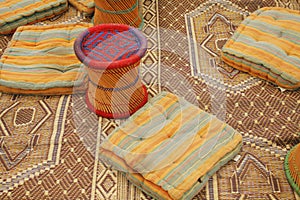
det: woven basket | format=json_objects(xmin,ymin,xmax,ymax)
[
  {"xmin": 93, "ymin": 0, "xmax": 143, "ymax": 29},
  {"xmin": 285, "ymin": 143, "xmax": 300, "ymax": 196},
  {"xmin": 74, "ymin": 24, "xmax": 148, "ymax": 118}
]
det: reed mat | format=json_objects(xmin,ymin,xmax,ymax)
[{"xmin": 0, "ymin": 1, "xmax": 299, "ymax": 199}]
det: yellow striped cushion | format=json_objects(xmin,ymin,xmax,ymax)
[
  {"xmin": 0, "ymin": 23, "xmax": 92, "ymax": 95},
  {"xmin": 222, "ymin": 7, "xmax": 300, "ymax": 90},
  {"xmin": 100, "ymin": 92, "xmax": 243, "ymax": 200},
  {"xmin": 68, "ymin": 0, "xmax": 94, "ymax": 15},
  {"xmin": 0, "ymin": 0, "xmax": 68, "ymax": 34}
]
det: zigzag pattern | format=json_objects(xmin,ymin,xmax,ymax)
[{"xmin": 83, "ymin": 29, "xmax": 140, "ymax": 62}]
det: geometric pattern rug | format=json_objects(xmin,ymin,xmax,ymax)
[{"xmin": 0, "ymin": 0, "xmax": 300, "ymax": 199}]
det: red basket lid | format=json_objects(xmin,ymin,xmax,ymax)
[{"xmin": 74, "ymin": 24, "xmax": 147, "ymax": 70}]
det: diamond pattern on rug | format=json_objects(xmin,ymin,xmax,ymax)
[
  {"xmin": 0, "ymin": 95, "xmax": 95, "ymax": 199},
  {"xmin": 0, "ymin": 95, "xmax": 65, "ymax": 192},
  {"xmin": 232, "ymin": 0, "xmax": 276, "ymax": 12},
  {"xmin": 140, "ymin": 0, "xmax": 160, "ymax": 95},
  {"xmin": 95, "ymin": 161, "xmax": 117, "ymax": 200},
  {"xmin": 214, "ymin": 143, "xmax": 297, "ymax": 199},
  {"xmin": 225, "ymin": 82, "xmax": 300, "ymax": 148}
]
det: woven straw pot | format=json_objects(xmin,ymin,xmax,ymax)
[
  {"xmin": 94, "ymin": 0, "xmax": 143, "ymax": 29},
  {"xmin": 285, "ymin": 143, "xmax": 300, "ymax": 196},
  {"xmin": 74, "ymin": 24, "xmax": 148, "ymax": 119}
]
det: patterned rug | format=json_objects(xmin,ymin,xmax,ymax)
[{"xmin": 0, "ymin": 1, "xmax": 300, "ymax": 199}]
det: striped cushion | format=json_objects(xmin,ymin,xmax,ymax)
[
  {"xmin": 100, "ymin": 92, "xmax": 243, "ymax": 200},
  {"xmin": 0, "ymin": 0, "xmax": 68, "ymax": 34},
  {"xmin": 0, "ymin": 23, "xmax": 92, "ymax": 95},
  {"xmin": 221, "ymin": 7, "xmax": 300, "ymax": 90},
  {"xmin": 68, "ymin": 0, "xmax": 94, "ymax": 15}
]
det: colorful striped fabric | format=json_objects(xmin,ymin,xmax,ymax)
[
  {"xmin": 0, "ymin": 0, "xmax": 68, "ymax": 34},
  {"xmin": 0, "ymin": 23, "xmax": 92, "ymax": 95},
  {"xmin": 68, "ymin": 0, "xmax": 94, "ymax": 15},
  {"xmin": 221, "ymin": 7, "xmax": 300, "ymax": 90},
  {"xmin": 99, "ymin": 92, "xmax": 243, "ymax": 200}
]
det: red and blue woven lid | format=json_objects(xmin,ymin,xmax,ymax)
[{"xmin": 74, "ymin": 23, "xmax": 147, "ymax": 69}]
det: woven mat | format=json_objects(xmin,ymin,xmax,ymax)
[{"xmin": 0, "ymin": 1, "xmax": 300, "ymax": 199}]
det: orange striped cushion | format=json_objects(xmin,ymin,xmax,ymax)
[
  {"xmin": 0, "ymin": 0, "xmax": 68, "ymax": 34},
  {"xmin": 100, "ymin": 92, "xmax": 243, "ymax": 200},
  {"xmin": 222, "ymin": 7, "xmax": 300, "ymax": 90},
  {"xmin": 0, "ymin": 23, "xmax": 92, "ymax": 95}
]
